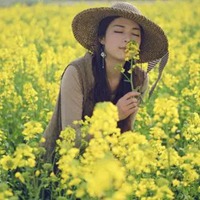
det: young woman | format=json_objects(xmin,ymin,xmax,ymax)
[{"xmin": 43, "ymin": 2, "xmax": 169, "ymax": 161}]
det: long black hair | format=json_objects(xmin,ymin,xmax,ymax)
[
  {"xmin": 91, "ymin": 16, "xmax": 134, "ymax": 132},
  {"xmin": 92, "ymin": 16, "xmax": 132, "ymax": 105}
]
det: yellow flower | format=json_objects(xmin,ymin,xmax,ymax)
[
  {"xmin": 22, "ymin": 121, "xmax": 44, "ymax": 141},
  {"xmin": 22, "ymin": 82, "xmax": 38, "ymax": 111},
  {"xmin": 155, "ymin": 185, "xmax": 174, "ymax": 199},
  {"xmin": 115, "ymin": 40, "xmax": 142, "ymax": 92},
  {"xmin": 76, "ymin": 188, "xmax": 85, "ymax": 198},
  {"xmin": 85, "ymin": 156, "xmax": 125, "ymax": 198},
  {"xmin": 15, "ymin": 172, "xmax": 25, "ymax": 183},
  {"xmin": 0, "ymin": 130, "xmax": 6, "ymax": 143},
  {"xmin": 0, "ymin": 183, "xmax": 14, "ymax": 199},
  {"xmin": 69, "ymin": 178, "xmax": 81, "ymax": 187},
  {"xmin": 40, "ymin": 137, "xmax": 46, "ymax": 143},
  {"xmin": 14, "ymin": 144, "xmax": 36, "ymax": 168},
  {"xmin": 59, "ymin": 126, "xmax": 76, "ymax": 142},
  {"xmin": 181, "ymin": 164, "xmax": 199, "ymax": 184},
  {"xmin": 56, "ymin": 126, "xmax": 76, "ymax": 155},
  {"xmin": 89, "ymin": 102, "xmax": 120, "ymax": 137},
  {"xmin": 57, "ymin": 148, "xmax": 79, "ymax": 183},
  {"xmin": 157, "ymin": 147, "xmax": 180, "ymax": 169},
  {"xmin": 67, "ymin": 189, "xmax": 73, "ymax": 195},
  {"xmin": 150, "ymin": 127, "xmax": 167, "ymax": 139},
  {"xmin": 114, "ymin": 64, "xmax": 125, "ymax": 73},
  {"xmin": 183, "ymin": 112, "xmax": 200, "ymax": 141},
  {"xmin": 50, "ymin": 172, "xmax": 55, "ymax": 177},
  {"xmin": 172, "ymin": 179, "xmax": 180, "ymax": 187},
  {"xmin": 35, "ymin": 170, "xmax": 40, "ymax": 177},
  {"xmin": 0, "ymin": 155, "xmax": 16, "ymax": 170},
  {"xmin": 162, "ymin": 73, "xmax": 179, "ymax": 92},
  {"xmin": 153, "ymin": 96, "xmax": 180, "ymax": 126},
  {"xmin": 125, "ymin": 40, "xmax": 140, "ymax": 62}
]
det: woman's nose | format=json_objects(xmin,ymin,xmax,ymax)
[{"xmin": 124, "ymin": 33, "xmax": 132, "ymax": 43}]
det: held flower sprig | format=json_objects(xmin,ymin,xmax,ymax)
[
  {"xmin": 116, "ymin": 40, "xmax": 141, "ymax": 91},
  {"xmin": 125, "ymin": 40, "xmax": 140, "ymax": 91},
  {"xmin": 115, "ymin": 40, "xmax": 143, "ymax": 102},
  {"xmin": 125, "ymin": 40, "xmax": 140, "ymax": 63}
]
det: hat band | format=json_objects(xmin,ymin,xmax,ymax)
[{"xmin": 148, "ymin": 51, "xmax": 169, "ymax": 98}]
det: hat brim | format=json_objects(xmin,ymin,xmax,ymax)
[{"xmin": 72, "ymin": 7, "xmax": 168, "ymax": 63}]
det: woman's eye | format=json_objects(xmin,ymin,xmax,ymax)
[
  {"xmin": 132, "ymin": 33, "xmax": 140, "ymax": 37},
  {"xmin": 114, "ymin": 31, "xmax": 123, "ymax": 33}
]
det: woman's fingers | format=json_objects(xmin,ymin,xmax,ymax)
[
  {"xmin": 116, "ymin": 91, "xmax": 141, "ymax": 120},
  {"xmin": 125, "ymin": 91, "xmax": 140, "ymax": 107},
  {"xmin": 126, "ymin": 97, "xmax": 138, "ymax": 106},
  {"xmin": 123, "ymin": 91, "xmax": 141, "ymax": 99}
]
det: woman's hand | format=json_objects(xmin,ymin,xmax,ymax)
[{"xmin": 116, "ymin": 91, "xmax": 140, "ymax": 121}]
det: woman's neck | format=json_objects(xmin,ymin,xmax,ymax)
[
  {"xmin": 105, "ymin": 58, "xmax": 124, "ymax": 79},
  {"xmin": 105, "ymin": 58, "xmax": 124, "ymax": 93}
]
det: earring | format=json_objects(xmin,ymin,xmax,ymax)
[{"xmin": 100, "ymin": 49, "xmax": 106, "ymax": 69}]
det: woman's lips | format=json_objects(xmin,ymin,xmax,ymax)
[{"xmin": 119, "ymin": 47, "xmax": 126, "ymax": 51}]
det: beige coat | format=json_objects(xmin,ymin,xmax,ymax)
[{"xmin": 42, "ymin": 52, "xmax": 148, "ymax": 161}]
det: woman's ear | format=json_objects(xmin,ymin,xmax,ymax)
[{"xmin": 99, "ymin": 37, "xmax": 105, "ymax": 45}]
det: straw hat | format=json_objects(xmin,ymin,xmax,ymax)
[{"xmin": 72, "ymin": 2, "xmax": 168, "ymax": 63}]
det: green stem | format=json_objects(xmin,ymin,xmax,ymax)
[
  {"xmin": 123, "ymin": 73, "xmax": 130, "ymax": 81},
  {"xmin": 130, "ymin": 59, "xmax": 134, "ymax": 91}
]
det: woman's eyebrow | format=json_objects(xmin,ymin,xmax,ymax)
[{"xmin": 113, "ymin": 24, "xmax": 140, "ymax": 30}]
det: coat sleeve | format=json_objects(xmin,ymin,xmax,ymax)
[
  {"xmin": 61, "ymin": 65, "xmax": 83, "ymax": 129},
  {"xmin": 42, "ymin": 65, "xmax": 83, "ymax": 162},
  {"xmin": 60, "ymin": 65, "xmax": 84, "ymax": 147}
]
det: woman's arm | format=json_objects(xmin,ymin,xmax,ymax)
[{"xmin": 61, "ymin": 65, "xmax": 83, "ymax": 145}]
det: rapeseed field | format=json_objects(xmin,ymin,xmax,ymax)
[{"xmin": 0, "ymin": 0, "xmax": 199, "ymax": 199}]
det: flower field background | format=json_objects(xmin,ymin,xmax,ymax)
[{"xmin": 0, "ymin": 0, "xmax": 199, "ymax": 199}]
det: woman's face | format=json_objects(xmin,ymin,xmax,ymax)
[{"xmin": 100, "ymin": 17, "xmax": 141, "ymax": 64}]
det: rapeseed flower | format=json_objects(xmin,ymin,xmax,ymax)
[
  {"xmin": 15, "ymin": 172, "xmax": 25, "ymax": 183},
  {"xmin": 57, "ymin": 148, "xmax": 79, "ymax": 184},
  {"xmin": 0, "ymin": 130, "xmax": 6, "ymax": 155},
  {"xmin": 154, "ymin": 185, "xmax": 174, "ymax": 199},
  {"xmin": 22, "ymin": 121, "xmax": 44, "ymax": 141},
  {"xmin": 181, "ymin": 164, "xmax": 199, "ymax": 185},
  {"xmin": 56, "ymin": 126, "xmax": 76, "ymax": 156},
  {"xmin": 23, "ymin": 82, "xmax": 38, "ymax": 111},
  {"xmin": 150, "ymin": 127, "xmax": 167, "ymax": 140},
  {"xmin": 115, "ymin": 40, "xmax": 141, "ymax": 92},
  {"xmin": 162, "ymin": 73, "xmax": 179, "ymax": 92},
  {"xmin": 153, "ymin": 96, "xmax": 180, "ymax": 125},
  {"xmin": 172, "ymin": 179, "xmax": 180, "ymax": 187},
  {"xmin": 14, "ymin": 144, "xmax": 36, "ymax": 168},
  {"xmin": 89, "ymin": 102, "xmax": 120, "ymax": 137},
  {"xmin": 0, "ymin": 183, "xmax": 14, "ymax": 200},
  {"xmin": 0, "ymin": 155, "xmax": 16, "ymax": 170},
  {"xmin": 85, "ymin": 156, "xmax": 126, "ymax": 198},
  {"xmin": 125, "ymin": 40, "xmax": 140, "ymax": 62}
]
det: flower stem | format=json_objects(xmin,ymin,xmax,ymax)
[{"xmin": 130, "ymin": 59, "xmax": 134, "ymax": 91}]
